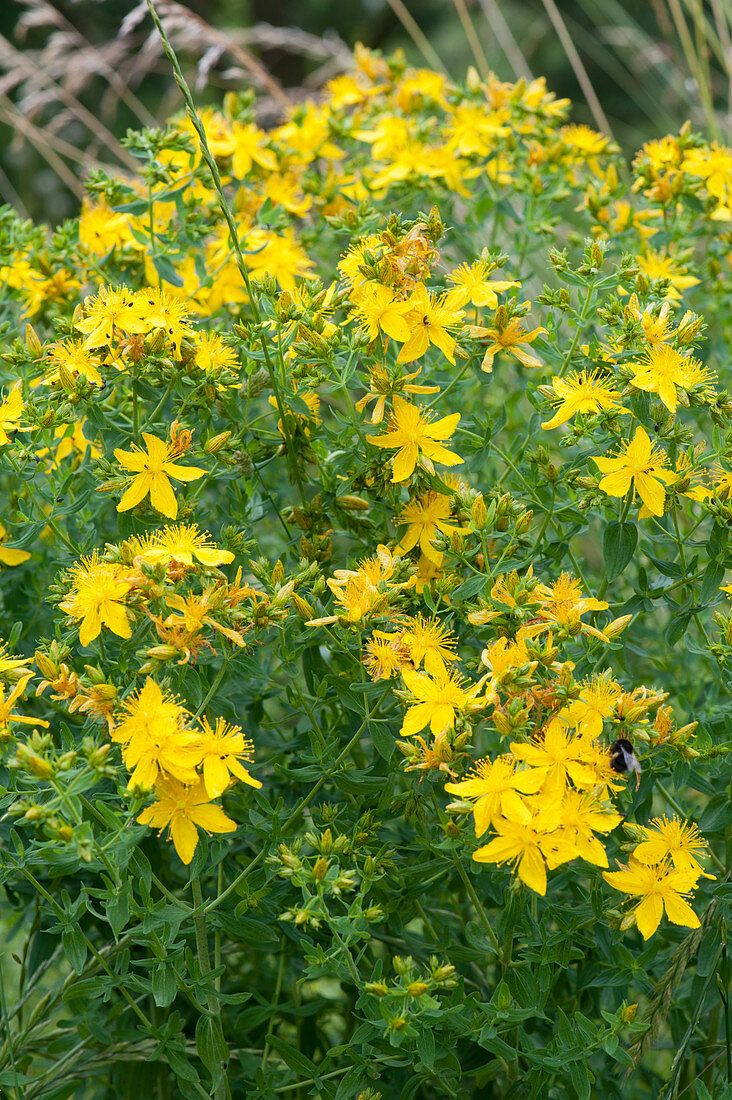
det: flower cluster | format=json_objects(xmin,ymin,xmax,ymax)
[{"xmin": 116, "ymin": 678, "xmax": 261, "ymax": 864}]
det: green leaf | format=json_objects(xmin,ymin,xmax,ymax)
[
  {"xmin": 417, "ymin": 1027, "xmax": 435, "ymax": 1071},
  {"xmin": 452, "ymin": 574, "xmax": 488, "ymax": 601},
  {"xmin": 62, "ymin": 925, "xmax": 87, "ymax": 972},
  {"xmin": 266, "ymin": 1035, "xmax": 319, "ymax": 1078},
  {"xmin": 371, "ymin": 723, "xmax": 395, "ymax": 760},
  {"xmin": 152, "ymin": 961, "xmax": 178, "ymax": 1007},
  {"xmin": 195, "ymin": 1015, "xmax": 228, "ymax": 1080},
  {"xmin": 0, "ymin": 1071, "xmax": 34, "ymax": 1086},
  {"xmin": 603, "ymin": 520, "xmax": 637, "ymax": 581},
  {"xmin": 569, "ymin": 1059, "xmax": 591, "ymax": 1100},
  {"xmin": 152, "ymin": 253, "xmax": 185, "ymax": 288},
  {"xmin": 166, "ymin": 1045, "xmax": 201, "ymax": 1084},
  {"xmin": 665, "ymin": 611, "xmax": 692, "ymax": 647},
  {"xmin": 700, "ymin": 560, "xmax": 725, "ymax": 604},
  {"xmin": 106, "ymin": 881, "xmax": 130, "ymax": 939}
]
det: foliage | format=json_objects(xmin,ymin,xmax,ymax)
[{"xmin": 1, "ymin": 13, "xmax": 732, "ymax": 1099}]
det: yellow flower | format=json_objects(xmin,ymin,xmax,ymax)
[
  {"xmin": 473, "ymin": 811, "xmax": 575, "ymax": 896},
  {"xmin": 138, "ymin": 776, "xmax": 237, "ymax": 864},
  {"xmin": 355, "ymin": 365, "xmax": 439, "ymax": 425},
  {"xmin": 366, "ymin": 395, "xmax": 462, "ymax": 482},
  {"xmin": 636, "ymin": 250, "xmax": 699, "ymax": 303},
  {"xmin": 593, "ymin": 425, "xmax": 674, "ymax": 517},
  {"xmin": 628, "ymin": 344, "xmax": 701, "ymax": 414},
  {"xmin": 78, "ymin": 197, "xmax": 133, "ymax": 255},
  {"xmin": 352, "ymin": 282, "xmax": 411, "ymax": 343},
  {"xmin": 131, "ymin": 524, "xmax": 234, "ymax": 569},
  {"xmin": 191, "ymin": 332, "xmax": 239, "ymax": 376},
  {"xmin": 603, "ymin": 857, "xmax": 700, "ymax": 939},
  {"xmin": 541, "ymin": 370, "xmax": 626, "ymax": 430},
  {"xmin": 632, "ymin": 816, "xmax": 710, "ymax": 877},
  {"xmin": 681, "ymin": 141, "xmax": 732, "ymax": 201},
  {"xmin": 558, "ymin": 789, "xmax": 622, "ymax": 867},
  {"xmin": 400, "ymin": 615, "xmax": 458, "ymax": 676},
  {"xmin": 564, "ymin": 675, "xmax": 622, "ymax": 736},
  {"xmin": 0, "ymin": 673, "xmax": 49, "ymax": 740},
  {"xmin": 0, "ymin": 383, "xmax": 26, "ymax": 446},
  {"xmin": 0, "ymin": 522, "xmax": 31, "ymax": 567},
  {"xmin": 143, "ymin": 288, "xmax": 195, "ymax": 359},
  {"xmin": 164, "ymin": 591, "xmax": 245, "ymax": 648},
  {"xmin": 311, "ymin": 545, "xmax": 408, "ymax": 626},
  {"xmin": 469, "ymin": 316, "xmax": 545, "ymax": 373},
  {"xmin": 75, "ymin": 285, "xmax": 148, "ymax": 348},
  {"xmin": 397, "ymin": 284, "xmax": 464, "ymax": 365},
  {"xmin": 115, "ymin": 433, "xmax": 204, "ymax": 519},
  {"xmin": 59, "ymin": 553, "xmax": 134, "ymax": 648},
  {"xmin": 363, "ymin": 631, "xmax": 410, "ymax": 681},
  {"xmin": 400, "ymin": 668, "xmax": 490, "ymax": 741},
  {"xmin": 113, "ymin": 678, "xmax": 201, "ymax": 790},
  {"xmin": 396, "ymin": 490, "xmax": 463, "ymax": 563},
  {"xmin": 560, "ymin": 123, "xmax": 610, "ymax": 174},
  {"xmin": 445, "ymin": 755, "xmax": 545, "ymax": 835},
  {"xmin": 534, "ymin": 573, "xmax": 609, "ymax": 640},
  {"xmin": 510, "ymin": 719, "xmax": 598, "ymax": 794},
  {"xmin": 46, "ymin": 339, "xmax": 103, "ymax": 387},
  {"xmin": 231, "ymin": 121, "xmax": 277, "ymax": 177},
  {"xmin": 197, "ymin": 716, "xmax": 262, "ymax": 799},
  {"xmin": 445, "ymin": 262, "xmax": 519, "ymax": 309}
]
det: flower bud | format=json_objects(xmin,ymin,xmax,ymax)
[
  {"xmin": 25, "ymin": 323, "xmax": 43, "ymax": 356},
  {"xmin": 312, "ymin": 856, "xmax": 328, "ymax": 881},
  {"xmin": 18, "ymin": 748, "xmax": 54, "ymax": 779},
  {"xmin": 292, "ymin": 593, "xmax": 316, "ymax": 619},
  {"xmin": 146, "ymin": 645, "xmax": 180, "ymax": 661},
  {"xmin": 271, "ymin": 560, "xmax": 285, "ymax": 586},
  {"xmin": 407, "ymin": 981, "xmax": 428, "ymax": 997},
  {"xmin": 364, "ymin": 981, "xmax": 388, "ymax": 996},
  {"xmin": 35, "ymin": 652, "xmax": 58, "ymax": 679},
  {"xmin": 204, "ymin": 431, "xmax": 232, "ymax": 455},
  {"xmin": 336, "ymin": 494, "xmax": 370, "ymax": 511},
  {"xmin": 515, "ymin": 509, "xmax": 533, "ymax": 534},
  {"xmin": 471, "ymin": 494, "xmax": 488, "ymax": 529},
  {"xmin": 605, "ymin": 614, "xmax": 633, "ymax": 638},
  {"xmin": 89, "ymin": 744, "xmax": 111, "ymax": 767},
  {"xmin": 147, "ymin": 329, "xmax": 167, "ymax": 354}
]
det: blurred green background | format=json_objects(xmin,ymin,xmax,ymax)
[{"xmin": 1, "ymin": 0, "xmax": 730, "ymax": 223}]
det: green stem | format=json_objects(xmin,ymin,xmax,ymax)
[
  {"xmin": 190, "ymin": 876, "xmax": 228, "ymax": 1100},
  {"xmin": 203, "ymin": 687, "xmax": 391, "ymax": 916},
  {"xmin": 451, "ymin": 852, "xmax": 502, "ymax": 956},
  {"xmin": 143, "ymin": 0, "xmax": 307, "ymax": 506}
]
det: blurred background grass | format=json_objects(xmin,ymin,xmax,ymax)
[{"xmin": 2, "ymin": 0, "xmax": 732, "ymax": 223}]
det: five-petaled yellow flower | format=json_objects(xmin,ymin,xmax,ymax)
[
  {"xmin": 593, "ymin": 425, "xmax": 673, "ymax": 517},
  {"xmin": 115, "ymin": 433, "xmax": 204, "ymax": 519},
  {"xmin": 541, "ymin": 369, "xmax": 627, "ymax": 430},
  {"xmin": 366, "ymin": 395, "xmax": 462, "ymax": 482},
  {"xmin": 138, "ymin": 776, "xmax": 237, "ymax": 865},
  {"xmin": 603, "ymin": 857, "xmax": 700, "ymax": 939}
]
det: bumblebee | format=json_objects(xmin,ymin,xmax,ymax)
[{"xmin": 609, "ymin": 738, "xmax": 642, "ymax": 790}]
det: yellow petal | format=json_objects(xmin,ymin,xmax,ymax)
[{"xmin": 635, "ymin": 894, "xmax": 663, "ymax": 939}]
